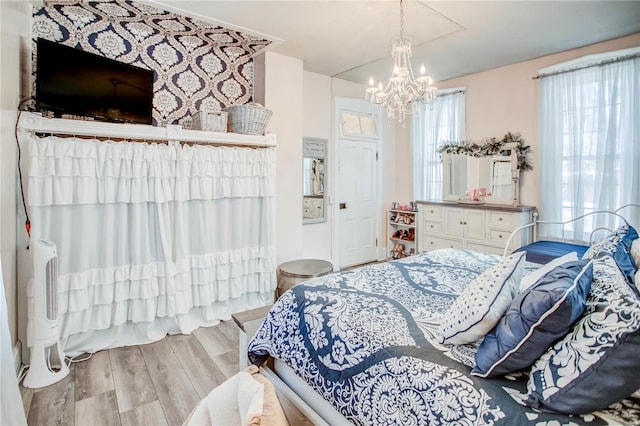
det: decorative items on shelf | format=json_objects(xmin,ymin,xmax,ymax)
[
  {"xmin": 190, "ymin": 110, "xmax": 228, "ymax": 132},
  {"xmin": 390, "ymin": 243, "xmax": 414, "ymax": 259},
  {"xmin": 223, "ymin": 103, "xmax": 273, "ymax": 135},
  {"xmin": 438, "ymin": 132, "xmax": 533, "ymax": 171},
  {"xmin": 392, "ymin": 228, "xmax": 415, "ymax": 241},
  {"xmin": 388, "ymin": 202, "xmax": 418, "ymax": 260},
  {"xmin": 458, "ymin": 188, "xmax": 487, "ymax": 204},
  {"xmin": 390, "ymin": 212, "xmax": 416, "ymax": 225},
  {"xmin": 391, "ymin": 202, "xmax": 419, "ymax": 212}
]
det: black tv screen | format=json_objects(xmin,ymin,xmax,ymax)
[{"xmin": 36, "ymin": 38, "xmax": 154, "ymax": 125}]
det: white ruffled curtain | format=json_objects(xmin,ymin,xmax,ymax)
[{"xmin": 27, "ymin": 135, "xmax": 276, "ymax": 356}]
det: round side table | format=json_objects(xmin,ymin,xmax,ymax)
[{"xmin": 276, "ymin": 259, "xmax": 333, "ymax": 300}]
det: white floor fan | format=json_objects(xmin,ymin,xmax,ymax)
[{"xmin": 23, "ymin": 239, "xmax": 69, "ymax": 388}]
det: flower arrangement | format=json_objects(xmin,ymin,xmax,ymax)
[{"xmin": 438, "ymin": 132, "xmax": 533, "ymax": 171}]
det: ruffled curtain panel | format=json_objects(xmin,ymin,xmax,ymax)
[{"xmin": 27, "ymin": 135, "xmax": 276, "ymax": 356}]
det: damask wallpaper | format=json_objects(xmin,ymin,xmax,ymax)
[{"xmin": 31, "ymin": 0, "xmax": 271, "ymax": 126}]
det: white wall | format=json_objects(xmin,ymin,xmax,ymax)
[
  {"xmin": 0, "ymin": 1, "xmax": 30, "ymax": 352},
  {"xmin": 398, "ymin": 33, "xmax": 640, "ymax": 208},
  {"xmin": 301, "ymin": 72, "xmax": 332, "ymax": 260},
  {"xmin": 272, "ymin": 69, "xmax": 401, "ymax": 266},
  {"xmin": 255, "ymin": 52, "xmax": 304, "ymax": 265}
]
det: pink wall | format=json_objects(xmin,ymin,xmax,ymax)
[{"xmin": 399, "ymin": 33, "xmax": 640, "ymax": 208}]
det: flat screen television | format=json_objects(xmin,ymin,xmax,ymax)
[{"xmin": 36, "ymin": 38, "xmax": 154, "ymax": 125}]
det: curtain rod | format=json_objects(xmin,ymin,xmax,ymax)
[
  {"xmin": 31, "ymin": 132, "xmax": 269, "ymax": 149},
  {"xmin": 532, "ymin": 53, "xmax": 640, "ymax": 80},
  {"xmin": 17, "ymin": 111, "xmax": 277, "ymax": 148},
  {"xmin": 436, "ymin": 89, "xmax": 466, "ymax": 97}
]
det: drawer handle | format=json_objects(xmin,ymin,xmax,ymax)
[
  {"xmin": 430, "ymin": 241, "xmax": 434, "ymax": 245},
  {"xmin": 430, "ymin": 210, "xmax": 434, "ymax": 214},
  {"xmin": 430, "ymin": 225, "xmax": 434, "ymax": 229},
  {"xmin": 499, "ymin": 234, "xmax": 503, "ymax": 239},
  {"xmin": 499, "ymin": 218, "xmax": 503, "ymax": 221}
]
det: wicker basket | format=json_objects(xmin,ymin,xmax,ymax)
[
  {"xmin": 223, "ymin": 103, "xmax": 273, "ymax": 135},
  {"xmin": 191, "ymin": 110, "xmax": 227, "ymax": 132}
]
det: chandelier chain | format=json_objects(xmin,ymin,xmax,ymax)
[{"xmin": 399, "ymin": 0, "xmax": 404, "ymax": 39}]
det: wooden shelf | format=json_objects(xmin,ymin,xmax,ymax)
[
  {"xmin": 18, "ymin": 111, "xmax": 277, "ymax": 147},
  {"xmin": 389, "ymin": 237, "xmax": 415, "ymax": 243},
  {"xmin": 388, "ymin": 222, "xmax": 415, "ymax": 228},
  {"xmin": 389, "ymin": 209, "xmax": 417, "ymax": 214}
]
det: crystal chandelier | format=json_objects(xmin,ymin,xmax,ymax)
[{"xmin": 365, "ymin": 0, "xmax": 437, "ymax": 124}]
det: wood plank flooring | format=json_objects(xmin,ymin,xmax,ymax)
[{"xmin": 20, "ymin": 320, "xmax": 241, "ymax": 426}]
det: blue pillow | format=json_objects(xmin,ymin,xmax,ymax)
[
  {"xmin": 583, "ymin": 225, "xmax": 638, "ymax": 285},
  {"xmin": 472, "ymin": 259, "xmax": 593, "ymax": 378},
  {"xmin": 525, "ymin": 256, "xmax": 640, "ymax": 413}
]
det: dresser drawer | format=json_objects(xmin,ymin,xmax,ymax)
[
  {"xmin": 423, "ymin": 221, "xmax": 442, "ymax": 234},
  {"xmin": 466, "ymin": 242, "xmax": 504, "ymax": 255},
  {"xmin": 488, "ymin": 229, "xmax": 512, "ymax": 244},
  {"xmin": 488, "ymin": 211, "xmax": 515, "ymax": 229},
  {"xmin": 422, "ymin": 206, "xmax": 442, "ymax": 221},
  {"xmin": 423, "ymin": 237, "xmax": 462, "ymax": 251}
]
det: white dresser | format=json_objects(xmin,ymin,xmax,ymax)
[{"xmin": 417, "ymin": 201, "xmax": 535, "ymax": 255}]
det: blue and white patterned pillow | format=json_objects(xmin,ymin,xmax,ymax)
[
  {"xmin": 525, "ymin": 256, "xmax": 640, "ymax": 413},
  {"xmin": 472, "ymin": 259, "xmax": 593, "ymax": 378},
  {"xmin": 439, "ymin": 252, "xmax": 525, "ymax": 345},
  {"xmin": 583, "ymin": 224, "xmax": 638, "ymax": 285}
]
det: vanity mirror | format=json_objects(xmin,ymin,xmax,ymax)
[
  {"xmin": 440, "ymin": 134, "xmax": 531, "ymax": 206},
  {"xmin": 303, "ymin": 137, "xmax": 327, "ymax": 224}
]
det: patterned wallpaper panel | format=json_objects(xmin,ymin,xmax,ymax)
[{"xmin": 32, "ymin": 0, "xmax": 271, "ymax": 125}]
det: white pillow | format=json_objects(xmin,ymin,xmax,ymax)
[
  {"xmin": 520, "ymin": 252, "xmax": 579, "ymax": 291},
  {"xmin": 439, "ymin": 252, "xmax": 526, "ymax": 345},
  {"xmin": 631, "ymin": 238, "xmax": 640, "ymax": 269}
]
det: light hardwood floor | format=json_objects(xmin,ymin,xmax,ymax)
[{"xmin": 20, "ymin": 320, "xmax": 241, "ymax": 426}]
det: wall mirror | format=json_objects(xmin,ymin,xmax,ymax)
[
  {"xmin": 442, "ymin": 142, "xmax": 520, "ymax": 206},
  {"xmin": 303, "ymin": 137, "xmax": 327, "ymax": 224}
]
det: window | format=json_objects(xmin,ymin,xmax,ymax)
[
  {"xmin": 412, "ymin": 90, "xmax": 465, "ymax": 201},
  {"xmin": 539, "ymin": 51, "xmax": 639, "ymax": 240}
]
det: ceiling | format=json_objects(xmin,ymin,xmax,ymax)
[{"xmin": 151, "ymin": 1, "xmax": 640, "ymax": 85}]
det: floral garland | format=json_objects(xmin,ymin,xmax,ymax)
[{"xmin": 438, "ymin": 132, "xmax": 533, "ymax": 171}]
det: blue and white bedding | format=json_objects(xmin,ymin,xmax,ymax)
[{"xmin": 248, "ymin": 249, "xmax": 639, "ymax": 425}]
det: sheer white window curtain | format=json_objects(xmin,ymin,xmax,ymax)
[
  {"xmin": 27, "ymin": 135, "xmax": 276, "ymax": 355},
  {"xmin": 412, "ymin": 90, "xmax": 465, "ymax": 201},
  {"xmin": 539, "ymin": 51, "xmax": 640, "ymax": 240}
]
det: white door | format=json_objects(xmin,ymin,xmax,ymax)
[{"xmin": 335, "ymin": 98, "xmax": 382, "ymax": 269}]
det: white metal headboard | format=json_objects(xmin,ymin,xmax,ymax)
[{"xmin": 503, "ymin": 203, "xmax": 640, "ymax": 258}]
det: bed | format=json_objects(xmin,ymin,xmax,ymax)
[
  {"xmin": 506, "ymin": 205, "xmax": 638, "ymax": 264},
  {"xmin": 248, "ymin": 207, "xmax": 640, "ymax": 425}
]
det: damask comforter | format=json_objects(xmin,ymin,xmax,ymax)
[{"xmin": 248, "ymin": 249, "xmax": 638, "ymax": 425}]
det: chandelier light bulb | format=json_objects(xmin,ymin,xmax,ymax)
[
  {"xmin": 369, "ymin": 76, "xmax": 374, "ymax": 86},
  {"xmin": 420, "ymin": 64, "xmax": 426, "ymax": 75}
]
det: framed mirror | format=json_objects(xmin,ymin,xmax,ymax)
[
  {"xmin": 442, "ymin": 142, "xmax": 520, "ymax": 206},
  {"xmin": 303, "ymin": 137, "xmax": 327, "ymax": 224}
]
